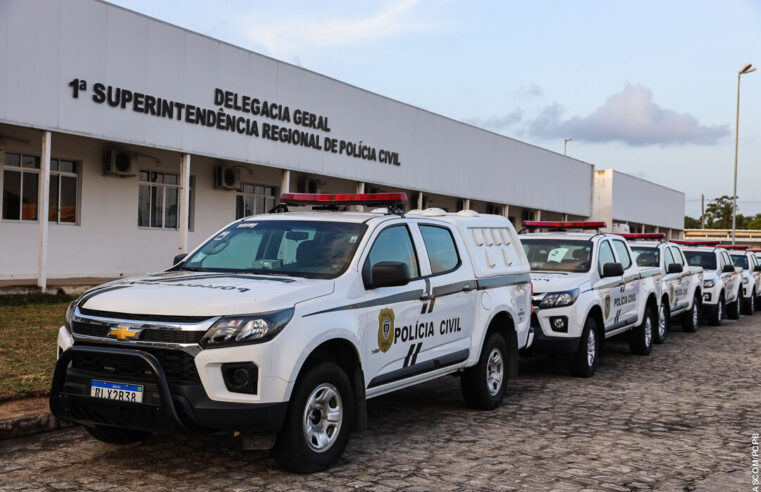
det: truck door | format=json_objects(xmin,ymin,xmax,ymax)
[
  {"xmin": 720, "ymin": 250, "xmax": 739, "ymax": 302},
  {"xmin": 662, "ymin": 246, "xmax": 679, "ymax": 311},
  {"xmin": 593, "ymin": 239, "xmax": 621, "ymax": 331},
  {"xmin": 669, "ymin": 246, "xmax": 689, "ymax": 312},
  {"xmin": 413, "ymin": 222, "xmax": 476, "ymax": 364},
  {"xmin": 612, "ymin": 239, "xmax": 640, "ymax": 327},
  {"xmin": 358, "ymin": 223, "xmax": 429, "ymax": 389}
]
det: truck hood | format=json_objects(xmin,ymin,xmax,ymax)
[
  {"xmin": 78, "ymin": 271, "xmax": 334, "ymax": 317},
  {"xmin": 703, "ymin": 270, "xmax": 718, "ymax": 282},
  {"xmin": 530, "ymin": 271, "xmax": 587, "ymax": 294}
]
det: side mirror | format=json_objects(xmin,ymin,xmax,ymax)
[
  {"xmin": 173, "ymin": 253, "xmax": 188, "ymax": 266},
  {"xmin": 602, "ymin": 262, "xmax": 624, "ymax": 278},
  {"xmin": 667, "ymin": 263, "xmax": 683, "ymax": 274},
  {"xmin": 364, "ymin": 261, "xmax": 411, "ymax": 289},
  {"xmin": 754, "ymin": 265, "xmax": 761, "ymax": 272},
  {"xmin": 722, "ymin": 264, "xmax": 736, "ymax": 273}
]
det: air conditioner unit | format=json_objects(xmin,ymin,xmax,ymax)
[
  {"xmin": 296, "ymin": 177, "xmax": 318, "ymax": 194},
  {"xmin": 103, "ymin": 149, "xmax": 133, "ymax": 176},
  {"xmin": 214, "ymin": 165, "xmax": 241, "ymax": 190}
]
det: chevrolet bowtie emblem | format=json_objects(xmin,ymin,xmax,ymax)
[{"xmin": 109, "ymin": 326, "xmax": 140, "ymax": 341}]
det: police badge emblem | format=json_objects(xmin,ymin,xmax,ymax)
[
  {"xmin": 378, "ymin": 308, "xmax": 395, "ymax": 353},
  {"xmin": 604, "ymin": 294, "xmax": 611, "ymax": 319}
]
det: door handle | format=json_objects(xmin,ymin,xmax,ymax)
[{"xmin": 462, "ymin": 283, "xmax": 474, "ymax": 292}]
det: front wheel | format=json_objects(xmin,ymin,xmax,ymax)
[
  {"xmin": 461, "ymin": 332, "xmax": 508, "ymax": 410},
  {"xmin": 708, "ymin": 293, "xmax": 724, "ymax": 326},
  {"xmin": 271, "ymin": 361, "xmax": 354, "ymax": 473},
  {"xmin": 629, "ymin": 306, "xmax": 654, "ymax": 356},
  {"xmin": 681, "ymin": 295, "xmax": 700, "ymax": 332},
  {"xmin": 727, "ymin": 290, "xmax": 741, "ymax": 320},
  {"xmin": 85, "ymin": 426, "xmax": 152, "ymax": 445},
  {"xmin": 568, "ymin": 317, "xmax": 599, "ymax": 378},
  {"xmin": 742, "ymin": 289, "xmax": 756, "ymax": 315},
  {"xmin": 653, "ymin": 302, "xmax": 669, "ymax": 344}
]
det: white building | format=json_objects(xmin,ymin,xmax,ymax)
[{"xmin": 0, "ymin": 0, "xmax": 684, "ymax": 290}]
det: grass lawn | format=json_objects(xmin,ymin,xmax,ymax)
[{"xmin": 0, "ymin": 295, "xmax": 72, "ymax": 402}]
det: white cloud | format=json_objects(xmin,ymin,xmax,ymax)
[
  {"xmin": 513, "ymin": 83, "xmax": 543, "ymax": 100},
  {"xmin": 527, "ymin": 85, "xmax": 729, "ymax": 146},
  {"xmin": 243, "ymin": 0, "xmax": 427, "ymax": 59},
  {"xmin": 465, "ymin": 109, "xmax": 523, "ymax": 130}
]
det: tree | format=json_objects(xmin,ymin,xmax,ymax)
[
  {"xmin": 684, "ymin": 216, "xmax": 700, "ymax": 229},
  {"xmin": 705, "ymin": 195, "xmax": 735, "ymax": 229},
  {"xmin": 747, "ymin": 214, "xmax": 761, "ymax": 230}
]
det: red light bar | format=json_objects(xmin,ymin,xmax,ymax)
[
  {"xmin": 619, "ymin": 233, "xmax": 666, "ymax": 240},
  {"xmin": 522, "ymin": 221, "xmax": 606, "ymax": 229},
  {"xmin": 719, "ymin": 245, "xmax": 749, "ymax": 250},
  {"xmin": 750, "ymin": 249, "xmax": 761, "ymax": 253},
  {"xmin": 672, "ymin": 240, "xmax": 721, "ymax": 246},
  {"xmin": 280, "ymin": 193, "xmax": 407, "ymax": 205}
]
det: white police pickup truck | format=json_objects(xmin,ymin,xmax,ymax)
[
  {"xmin": 50, "ymin": 193, "xmax": 531, "ymax": 472},
  {"xmin": 726, "ymin": 245, "xmax": 761, "ymax": 315},
  {"xmin": 677, "ymin": 241, "xmax": 743, "ymax": 325},
  {"xmin": 622, "ymin": 234, "xmax": 703, "ymax": 337},
  {"xmin": 519, "ymin": 222, "xmax": 660, "ymax": 377}
]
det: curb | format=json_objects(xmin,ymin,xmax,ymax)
[{"xmin": 0, "ymin": 412, "xmax": 74, "ymax": 440}]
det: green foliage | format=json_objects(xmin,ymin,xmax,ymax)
[{"xmin": 684, "ymin": 216, "xmax": 700, "ymax": 228}]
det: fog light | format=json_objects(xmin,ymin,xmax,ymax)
[
  {"xmin": 704, "ymin": 293, "xmax": 711, "ymax": 302},
  {"xmin": 550, "ymin": 316, "xmax": 568, "ymax": 332},
  {"xmin": 222, "ymin": 363, "xmax": 258, "ymax": 394}
]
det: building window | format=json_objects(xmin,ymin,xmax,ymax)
[
  {"xmin": 236, "ymin": 183, "xmax": 276, "ymax": 219},
  {"xmin": 49, "ymin": 159, "xmax": 78, "ymax": 223},
  {"xmin": 139, "ymin": 171, "xmax": 179, "ymax": 229},
  {"xmin": 2, "ymin": 153, "xmax": 40, "ymax": 221}
]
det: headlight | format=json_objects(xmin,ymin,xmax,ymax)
[
  {"xmin": 539, "ymin": 288, "xmax": 580, "ymax": 309},
  {"xmin": 704, "ymin": 279, "xmax": 715, "ymax": 289},
  {"xmin": 201, "ymin": 308, "xmax": 294, "ymax": 348},
  {"xmin": 64, "ymin": 301, "xmax": 77, "ymax": 334}
]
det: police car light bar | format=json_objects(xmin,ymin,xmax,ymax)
[
  {"xmin": 672, "ymin": 240, "xmax": 721, "ymax": 246},
  {"xmin": 619, "ymin": 233, "xmax": 666, "ymax": 240},
  {"xmin": 280, "ymin": 192, "xmax": 407, "ymax": 206},
  {"xmin": 719, "ymin": 245, "xmax": 749, "ymax": 250},
  {"xmin": 522, "ymin": 221, "xmax": 607, "ymax": 230}
]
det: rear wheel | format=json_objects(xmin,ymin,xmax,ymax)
[
  {"xmin": 629, "ymin": 306, "xmax": 654, "ymax": 355},
  {"xmin": 653, "ymin": 302, "xmax": 669, "ymax": 344},
  {"xmin": 728, "ymin": 290, "xmax": 741, "ymax": 320},
  {"xmin": 681, "ymin": 294, "xmax": 699, "ymax": 332},
  {"xmin": 271, "ymin": 361, "xmax": 353, "ymax": 473},
  {"xmin": 461, "ymin": 332, "xmax": 508, "ymax": 410},
  {"xmin": 85, "ymin": 426, "xmax": 152, "ymax": 445},
  {"xmin": 568, "ymin": 317, "xmax": 599, "ymax": 378}
]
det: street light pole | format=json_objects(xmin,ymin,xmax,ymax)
[
  {"xmin": 732, "ymin": 63, "xmax": 756, "ymax": 245},
  {"xmin": 564, "ymin": 137, "xmax": 573, "ymax": 156}
]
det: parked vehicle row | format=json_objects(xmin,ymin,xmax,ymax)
[{"xmin": 47, "ymin": 197, "xmax": 754, "ymax": 473}]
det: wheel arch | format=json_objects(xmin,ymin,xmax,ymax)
[{"xmin": 483, "ymin": 310, "xmax": 518, "ymax": 379}]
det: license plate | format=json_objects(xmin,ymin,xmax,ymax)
[{"xmin": 90, "ymin": 380, "xmax": 143, "ymax": 403}]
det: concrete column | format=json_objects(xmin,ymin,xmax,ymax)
[
  {"xmin": 178, "ymin": 154, "xmax": 191, "ymax": 254},
  {"xmin": 502, "ymin": 205, "xmax": 509, "ymax": 218},
  {"xmin": 37, "ymin": 131, "xmax": 51, "ymax": 291},
  {"xmin": 654, "ymin": 226, "xmax": 660, "ymax": 233},
  {"xmin": 462, "ymin": 199, "xmax": 471, "ymax": 211},
  {"xmin": 281, "ymin": 169, "xmax": 291, "ymax": 195},
  {"xmin": 417, "ymin": 192, "xmax": 424, "ymax": 209},
  {"xmin": 535, "ymin": 210, "xmax": 542, "ymax": 221},
  {"xmin": 355, "ymin": 181, "xmax": 365, "ymax": 212},
  {"xmin": 641, "ymin": 224, "xmax": 645, "ymax": 233},
  {"xmin": 562, "ymin": 213, "xmax": 568, "ymax": 221}
]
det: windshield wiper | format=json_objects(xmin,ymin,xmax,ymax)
[{"xmin": 179, "ymin": 266, "xmax": 201, "ymax": 271}]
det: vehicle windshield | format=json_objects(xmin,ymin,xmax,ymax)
[
  {"xmin": 684, "ymin": 251, "xmax": 717, "ymax": 270},
  {"xmin": 182, "ymin": 220, "xmax": 367, "ymax": 278},
  {"xmin": 631, "ymin": 247, "xmax": 660, "ymax": 267},
  {"xmin": 521, "ymin": 239, "xmax": 592, "ymax": 272},
  {"xmin": 731, "ymin": 254, "xmax": 749, "ymax": 270}
]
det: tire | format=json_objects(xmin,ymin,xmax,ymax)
[
  {"xmin": 681, "ymin": 295, "xmax": 700, "ymax": 332},
  {"xmin": 461, "ymin": 332, "xmax": 508, "ymax": 410},
  {"xmin": 742, "ymin": 288, "xmax": 755, "ymax": 315},
  {"xmin": 271, "ymin": 361, "xmax": 354, "ymax": 473},
  {"xmin": 568, "ymin": 317, "xmax": 599, "ymax": 378},
  {"xmin": 727, "ymin": 290, "xmax": 741, "ymax": 320},
  {"xmin": 708, "ymin": 293, "xmax": 724, "ymax": 326},
  {"xmin": 85, "ymin": 425, "xmax": 152, "ymax": 444},
  {"xmin": 654, "ymin": 301, "xmax": 669, "ymax": 344},
  {"xmin": 629, "ymin": 305, "xmax": 654, "ymax": 356}
]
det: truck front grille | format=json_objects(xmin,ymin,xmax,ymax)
[
  {"xmin": 72, "ymin": 321, "xmax": 205, "ymax": 344},
  {"xmin": 72, "ymin": 343, "xmax": 200, "ymax": 383}
]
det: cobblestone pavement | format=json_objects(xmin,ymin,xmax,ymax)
[{"xmin": 2, "ymin": 314, "xmax": 760, "ymax": 491}]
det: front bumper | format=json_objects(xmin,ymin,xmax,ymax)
[
  {"xmin": 50, "ymin": 345, "xmax": 287, "ymax": 434},
  {"xmin": 529, "ymin": 310, "xmax": 581, "ymax": 354}
]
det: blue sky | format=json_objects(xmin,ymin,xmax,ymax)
[{"xmin": 111, "ymin": 0, "xmax": 761, "ymax": 218}]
